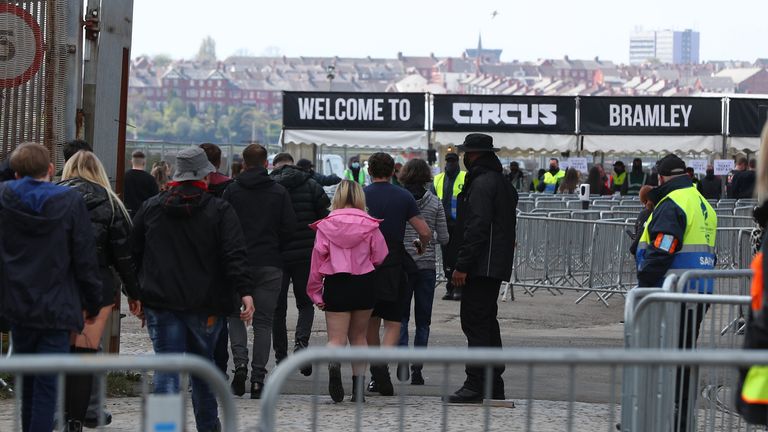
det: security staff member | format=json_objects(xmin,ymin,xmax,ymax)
[
  {"xmin": 611, "ymin": 161, "xmax": 628, "ymax": 195},
  {"xmin": 343, "ymin": 156, "xmax": 366, "ymax": 186},
  {"xmin": 626, "ymin": 158, "xmax": 647, "ymax": 195},
  {"xmin": 537, "ymin": 158, "xmax": 565, "ymax": 194},
  {"xmin": 433, "ymin": 153, "xmax": 466, "ymax": 301},
  {"xmin": 636, "ymin": 154, "xmax": 717, "ymax": 432}
]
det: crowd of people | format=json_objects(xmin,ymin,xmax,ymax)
[{"xmin": 0, "ymin": 132, "xmax": 519, "ymax": 431}]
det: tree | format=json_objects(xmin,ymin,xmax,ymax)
[
  {"xmin": 196, "ymin": 36, "xmax": 217, "ymax": 64},
  {"xmin": 152, "ymin": 54, "xmax": 172, "ymax": 68}
]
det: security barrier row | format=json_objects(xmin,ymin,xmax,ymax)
[{"xmin": 258, "ymin": 346, "xmax": 768, "ymax": 432}]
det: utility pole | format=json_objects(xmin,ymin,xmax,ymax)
[{"xmin": 326, "ymin": 64, "xmax": 335, "ymax": 91}]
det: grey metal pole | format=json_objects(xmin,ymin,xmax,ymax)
[{"xmin": 64, "ymin": 0, "xmax": 84, "ymax": 144}]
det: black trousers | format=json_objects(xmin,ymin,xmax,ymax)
[
  {"xmin": 442, "ymin": 223, "xmax": 458, "ymax": 294},
  {"xmin": 272, "ymin": 261, "xmax": 315, "ymax": 360},
  {"xmin": 674, "ymin": 303, "xmax": 709, "ymax": 432},
  {"xmin": 460, "ymin": 275, "xmax": 504, "ymax": 393}
]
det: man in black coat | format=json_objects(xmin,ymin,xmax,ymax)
[
  {"xmin": 447, "ymin": 134, "xmax": 518, "ymax": 404},
  {"xmin": 296, "ymin": 158, "xmax": 342, "ymax": 187},
  {"xmin": 269, "ymin": 153, "xmax": 330, "ymax": 375},
  {"xmin": 223, "ymin": 144, "xmax": 297, "ymax": 399},
  {"xmin": 0, "ymin": 143, "xmax": 102, "ymax": 432}
]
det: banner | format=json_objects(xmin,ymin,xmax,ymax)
[
  {"xmin": 568, "ymin": 157, "xmax": 589, "ymax": 174},
  {"xmin": 282, "ymin": 92, "xmax": 426, "ymax": 130},
  {"xmin": 729, "ymin": 98, "xmax": 768, "ymax": 137},
  {"xmin": 432, "ymin": 94, "xmax": 576, "ymax": 134},
  {"xmin": 714, "ymin": 159, "xmax": 735, "ymax": 176},
  {"xmin": 687, "ymin": 159, "xmax": 708, "ymax": 174},
  {"xmin": 579, "ymin": 97, "xmax": 722, "ymax": 135}
]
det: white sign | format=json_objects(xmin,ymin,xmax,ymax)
[
  {"xmin": 0, "ymin": 4, "xmax": 43, "ymax": 88},
  {"xmin": 713, "ymin": 159, "xmax": 735, "ymax": 176},
  {"xmin": 568, "ymin": 157, "xmax": 589, "ymax": 174},
  {"xmin": 687, "ymin": 159, "xmax": 708, "ymax": 174},
  {"xmin": 559, "ymin": 160, "xmax": 570, "ymax": 171}
]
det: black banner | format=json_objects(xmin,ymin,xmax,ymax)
[
  {"xmin": 579, "ymin": 97, "xmax": 722, "ymax": 135},
  {"xmin": 432, "ymin": 94, "xmax": 576, "ymax": 133},
  {"xmin": 283, "ymin": 91, "xmax": 425, "ymax": 130},
  {"xmin": 729, "ymin": 98, "xmax": 768, "ymax": 137}
]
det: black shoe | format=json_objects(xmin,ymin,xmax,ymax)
[
  {"xmin": 350, "ymin": 375, "xmax": 365, "ymax": 403},
  {"xmin": 367, "ymin": 377, "xmax": 378, "ymax": 392},
  {"xmin": 231, "ymin": 365, "xmax": 247, "ymax": 397},
  {"xmin": 83, "ymin": 411, "xmax": 112, "ymax": 428},
  {"xmin": 67, "ymin": 420, "xmax": 84, "ymax": 432},
  {"xmin": 396, "ymin": 362, "xmax": 410, "ymax": 382},
  {"xmin": 441, "ymin": 292, "xmax": 453, "ymax": 300},
  {"xmin": 445, "ymin": 386, "xmax": 484, "ymax": 404},
  {"xmin": 451, "ymin": 291, "xmax": 462, "ymax": 301},
  {"xmin": 250, "ymin": 382, "xmax": 263, "ymax": 400},
  {"xmin": 295, "ymin": 341, "xmax": 312, "ymax": 376},
  {"xmin": 411, "ymin": 368, "xmax": 425, "ymax": 385},
  {"xmin": 370, "ymin": 365, "xmax": 394, "ymax": 396},
  {"xmin": 328, "ymin": 362, "xmax": 344, "ymax": 403}
]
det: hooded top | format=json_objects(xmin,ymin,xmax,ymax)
[
  {"xmin": 223, "ymin": 167, "xmax": 297, "ymax": 268},
  {"xmin": 0, "ymin": 177, "xmax": 103, "ymax": 331},
  {"xmin": 132, "ymin": 182, "xmax": 253, "ymax": 314},
  {"xmin": 306, "ymin": 208, "xmax": 388, "ymax": 305}
]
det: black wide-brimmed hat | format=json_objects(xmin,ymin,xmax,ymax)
[{"xmin": 456, "ymin": 133, "xmax": 499, "ymax": 153}]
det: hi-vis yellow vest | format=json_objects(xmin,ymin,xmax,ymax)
[
  {"xmin": 742, "ymin": 252, "xmax": 768, "ymax": 404},
  {"xmin": 434, "ymin": 171, "xmax": 466, "ymax": 219},
  {"xmin": 636, "ymin": 186, "xmax": 717, "ymax": 292},
  {"xmin": 613, "ymin": 172, "xmax": 627, "ymax": 186},
  {"xmin": 344, "ymin": 169, "xmax": 365, "ymax": 185},
  {"xmin": 542, "ymin": 170, "xmax": 565, "ymax": 194}
]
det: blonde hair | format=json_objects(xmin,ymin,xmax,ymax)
[
  {"xmin": 759, "ymin": 122, "xmax": 768, "ymax": 203},
  {"xmin": 62, "ymin": 151, "xmax": 131, "ymax": 223},
  {"xmin": 331, "ymin": 180, "xmax": 366, "ymax": 211}
]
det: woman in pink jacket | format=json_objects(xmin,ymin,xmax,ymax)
[{"xmin": 307, "ymin": 180, "xmax": 388, "ymax": 403}]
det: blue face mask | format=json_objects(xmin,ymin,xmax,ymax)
[{"xmin": 351, "ymin": 162, "xmax": 360, "ymax": 169}]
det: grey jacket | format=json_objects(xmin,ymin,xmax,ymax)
[{"xmin": 403, "ymin": 190, "xmax": 450, "ymax": 270}]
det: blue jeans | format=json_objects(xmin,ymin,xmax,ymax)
[
  {"xmin": 145, "ymin": 308, "xmax": 223, "ymax": 432},
  {"xmin": 398, "ymin": 269, "xmax": 437, "ymax": 353},
  {"xmin": 12, "ymin": 327, "xmax": 70, "ymax": 432}
]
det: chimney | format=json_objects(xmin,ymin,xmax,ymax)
[{"xmin": 397, "ymin": 51, "xmax": 403, "ymax": 61}]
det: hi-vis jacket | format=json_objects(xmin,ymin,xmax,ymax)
[
  {"xmin": 737, "ymin": 239, "xmax": 768, "ymax": 425},
  {"xmin": 636, "ymin": 176, "xmax": 717, "ymax": 289},
  {"xmin": 540, "ymin": 169, "xmax": 565, "ymax": 194},
  {"xmin": 434, "ymin": 171, "xmax": 466, "ymax": 220}
]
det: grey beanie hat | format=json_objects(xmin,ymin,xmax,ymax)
[{"xmin": 172, "ymin": 147, "xmax": 216, "ymax": 182}]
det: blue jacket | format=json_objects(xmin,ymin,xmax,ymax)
[{"xmin": 0, "ymin": 177, "xmax": 102, "ymax": 331}]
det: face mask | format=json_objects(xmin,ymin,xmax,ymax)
[
  {"xmin": 614, "ymin": 167, "xmax": 625, "ymax": 175},
  {"xmin": 351, "ymin": 162, "xmax": 360, "ymax": 169},
  {"xmin": 445, "ymin": 162, "xmax": 459, "ymax": 176},
  {"xmin": 463, "ymin": 154, "xmax": 472, "ymax": 170},
  {"xmin": 549, "ymin": 165, "xmax": 558, "ymax": 174},
  {"xmin": 706, "ymin": 169, "xmax": 714, "ymax": 177}
]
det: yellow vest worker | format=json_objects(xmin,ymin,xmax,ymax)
[
  {"xmin": 434, "ymin": 171, "xmax": 466, "ymax": 220},
  {"xmin": 343, "ymin": 158, "xmax": 366, "ymax": 185}
]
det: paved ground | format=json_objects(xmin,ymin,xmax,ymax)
[{"xmin": 0, "ymin": 283, "xmax": 627, "ymax": 431}]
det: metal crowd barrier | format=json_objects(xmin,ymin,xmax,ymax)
[
  {"xmin": 511, "ymin": 215, "xmax": 636, "ymax": 306},
  {"xmin": 258, "ymin": 347, "xmax": 768, "ymax": 432},
  {"xmin": 0, "ymin": 354, "xmax": 237, "ymax": 431},
  {"xmin": 622, "ymin": 269, "xmax": 755, "ymax": 432}
]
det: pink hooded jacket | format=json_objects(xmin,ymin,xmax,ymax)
[{"xmin": 306, "ymin": 208, "xmax": 389, "ymax": 305}]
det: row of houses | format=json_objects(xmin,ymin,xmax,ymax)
[{"xmin": 128, "ymin": 52, "xmax": 768, "ymax": 114}]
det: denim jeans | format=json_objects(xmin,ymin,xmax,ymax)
[
  {"xmin": 272, "ymin": 261, "xmax": 315, "ymax": 361},
  {"xmin": 12, "ymin": 326, "xmax": 70, "ymax": 432},
  {"xmin": 398, "ymin": 269, "xmax": 438, "ymax": 351},
  {"xmin": 228, "ymin": 266, "xmax": 283, "ymax": 384},
  {"xmin": 145, "ymin": 308, "xmax": 223, "ymax": 432}
]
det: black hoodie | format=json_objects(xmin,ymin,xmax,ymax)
[
  {"xmin": 223, "ymin": 166, "xmax": 297, "ymax": 268},
  {"xmin": 132, "ymin": 182, "xmax": 253, "ymax": 314},
  {"xmin": 270, "ymin": 165, "xmax": 330, "ymax": 264},
  {"xmin": 0, "ymin": 178, "xmax": 102, "ymax": 331}
]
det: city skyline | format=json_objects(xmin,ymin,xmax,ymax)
[{"xmin": 132, "ymin": 0, "xmax": 767, "ymax": 64}]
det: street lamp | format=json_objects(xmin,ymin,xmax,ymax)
[{"xmin": 326, "ymin": 65, "xmax": 335, "ymax": 91}]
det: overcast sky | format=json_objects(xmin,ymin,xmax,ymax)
[{"xmin": 132, "ymin": 0, "xmax": 767, "ymax": 64}]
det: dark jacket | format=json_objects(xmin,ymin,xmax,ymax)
[
  {"xmin": 637, "ymin": 176, "xmax": 694, "ymax": 287},
  {"xmin": 730, "ymin": 170, "xmax": 756, "ymax": 199},
  {"xmin": 123, "ymin": 168, "xmax": 158, "ymax": 215},
  {"xmin": 310, "ymin": 171, "xmax": 342, "ymax": 187},
  {"xmin": 208, "ymin": 172, "xmax": 233, "ymax": 198},
  {"xmin": 698, "ymin": 175, "xmax": 722, "ymax": 201},
  {"xmin": 0, "ymin": 177, "xmax": 102, "ymax": 331},
  {"xmin": 629, "ymin": 207, "xmax": 653, "ymax": 256},
  {"xmin": 223, "ymin": 167, "xmax": 297, "ymax": 268},
  {"xmin": 58, "ymin": 178, "xmax": 141, "ymax": 301},
  {"xmin": 270, "ymin": 165, "xmax": 330, "ymax": 264},
  {"xmin": 454, "ymin": 154, "xmax": 518, "ymax": 281},
  {"xmin": 132, "ymin": 182, "xmax": 253, "ymax": 315}
]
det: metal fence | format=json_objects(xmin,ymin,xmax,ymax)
[
  {"xmin": 0, "ymin": 354, "xmax": 237, "ymax": 431},
  {"xmin": 258, "ymin": 347, "xmax": 768, "ymax": 432}
]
